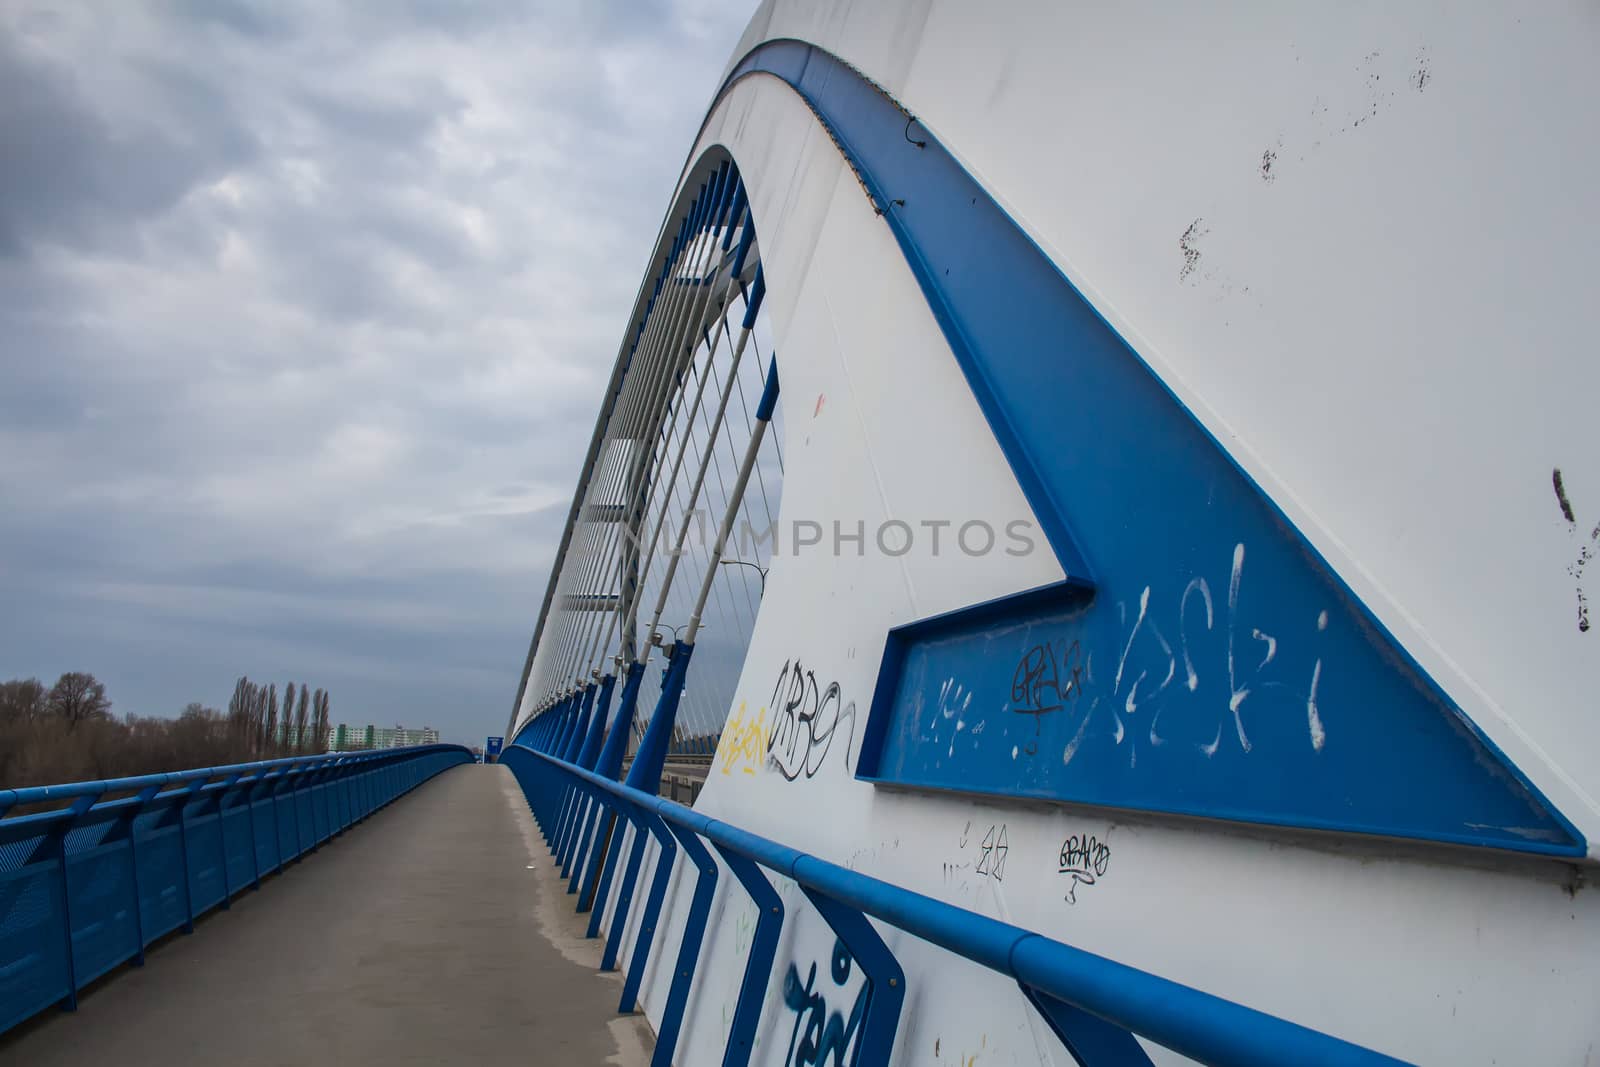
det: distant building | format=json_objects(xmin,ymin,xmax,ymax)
[
  {"xmin": 275, "ymin": 722, "xmax": 334, "ymax": 750},
  {"xmin": 328, "ymin": 723, "xmax": 440, "ymax": 752}
]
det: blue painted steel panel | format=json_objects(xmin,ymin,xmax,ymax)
[
  {"xmin": 0, "ymin": 745, "xmax": 470, "ymax": 1036},
  {"xmin": 251, "ymin": 796, "xmax": 281, "ymax": 875},
  {"xmin": 0, "ymin": 861, "xmax": 70, "ymax": 1032},
  {"xmin": 716, "ymin": 40, "xmax": 1580, "ymax": 856},
  {"xmin": 186, "ymin": 810, "xmax": 227, "ymax": 917},
  {"xmin": 64, "ymin": 826, "xmax": 140, "ymax": 987},
  {"xmin": 221, "ymin": 805, "xmax": 255, "ymax": 895},
  {"xmin": 133, "ymin": 817, "xmax": 188, "ymax": 943}
]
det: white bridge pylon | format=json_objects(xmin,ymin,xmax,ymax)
[{"xmin": 510, "ymin": 4, "xmax": 1600, "ymax": 1065}]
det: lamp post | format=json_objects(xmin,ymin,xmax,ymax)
[{"xmin": 719, "ymin": 558, "xmax": 768, "ymax": 595}]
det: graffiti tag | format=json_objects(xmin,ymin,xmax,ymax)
[
  {"xmin": 768, "ymin": 658, "xmax": 857, "ymax": 781},
  {"xmin": 782, "ymin": 937, "xmax": 867, "ymax": 1067},
  {"xmin": 717, "ymin": 701, "xmax": 768, "ymax": 776},
  {"xmin": 1058, "ymin": 833, "xmax": 1111, "ymax": 904}
]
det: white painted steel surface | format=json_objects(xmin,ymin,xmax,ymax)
[{"xmin": 520, "ymin": 4, "xmax": 1600, "ymax": 1063}]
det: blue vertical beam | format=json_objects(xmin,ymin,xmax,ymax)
[
  {"xmin": 619, "ymin": 811, "xmax": 679, "ymax": 1012},
  {"xmin": 49, "ymin": 789, "xmax": 102, "ymax": 1010},
  {"xmin": 580, "ymin": 661, "xmax": 646, "ymax": 921},
  {"xmin": 554, "ymin": 684, "xmax": 597, "ymax": 856},
  {"xmin": 730, "ymin": 211, "xmax": 759, "ymax": 282},
  {"xmin": 712, "ymin": 842, "xmax": 784, "ymax": 1067},
  {"xmin": 722, "ymin": 184, "xmax": 748, "ymax": 254},
  {"xmin": 798, "ymin": 884, "xmax": 907, "ymax": 1066},
  {"xmin": 648, "ymin": 821, "xmax": 719, "ymax": 1067},
  {"xmin": 625, "ymin": 644, "xmax": 693, "ymax": 792},
  {"xmin": 580, "ymin": 675, "xmax": 616, "ymax": 770},
  {"xmin": 600, "ymin": 645, "xmax": 696, "ymax": 956},
  {"xmin": 563, "ymin": 671, "xmax": 611, "ymax": 883},
  {"xmin": 600, "ymin": 808, "xmax": 651, "ymax": 971},
  {"xmin": 1021, "ymin": 986, "xmax": 1157, "ymax": 1067},
  {"xmin": 551, "ymin": 694, "xmax": 579, "ymax": 759},
  {"xmin": 582, "ymin": 812, "xmax": 625, "ymax": 930},
  {"xmin": 563, "ymin": 685, "xmax": 596, "ymax": 763},
  {"xmin": 563, "ymin": 672, "xmax": 618, "ymax": 880},
  {"xmin": 214, "ymin": 771, "xmax": 244, "ymax": 907},
  {"xmin": 712, "ymin": 164, "xmax": 738, "ymax": 236},
  {"xmin": 123, "ymin": 783, "xmax": 163, "ymax": 961},
  {"xmin": 173, "ymin": 778, "xmax": 206, "ymax": 933}
]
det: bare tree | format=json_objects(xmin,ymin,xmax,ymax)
[
  {"xmin": 311, "ymin": 689, "xmax": 330, "ymax": 753},
  {"xmin": 280, "ymin": 680, "xmax": 295, "ymax": 753},
  {"xmin": 0, "ymin": 678, "xmax": 46, "ymax": 723},
  {"xmin": 1, "ymin": 672, "xmax": 345, "ymax": 792},
  {"xmin": 264, "ymin": 685, "xmax": 280, "ymax": 756},
  {"xmin": 47, "ymin": 672, "xmax": 111, "ymax": 730},
  {"xmin": 294, "ymin": 684, "xmax": 310, "ymax": 754},
  {"xmin": 228, "ymin": 676, "xmax": 253, "ymax": 749},
  {"xmin": 262, "ymin": 683, "xmax": 278, "ymax": 757}
]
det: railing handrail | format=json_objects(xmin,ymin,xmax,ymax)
[
  {"xmin": 508, "ymin": 742, "xmax": 1407, "ymax": 1067},
  {"xmin": 0, "ymin": 744, "xmax": 471, "ymax": 817}
]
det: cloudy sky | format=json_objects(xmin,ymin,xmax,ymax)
[{"xmin": 0, "ymin": 0, "xmax": 755, "ymax": 745}]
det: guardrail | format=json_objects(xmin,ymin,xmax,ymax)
[
  {"xmin": 503, "ymin": 742, "xmax": 1409, "ymax": 1067},
  {"xmin": 0, "ymin": 743, "xmax": 472, "ymax": 1035}
]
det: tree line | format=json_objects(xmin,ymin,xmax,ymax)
[{"xmin": 0, "ymin": 672, "xmax": 334, "ymax": 791}]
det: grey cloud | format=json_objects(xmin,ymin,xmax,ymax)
[
  {"xmin": 0, "ymin": 0, "xmax": 755, "ymax": 743},
  {"xmin": 0, "ymin": 33, "xmax": 257, "ymax": 258}
]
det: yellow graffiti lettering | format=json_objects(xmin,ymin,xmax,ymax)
[{"xmin": 717, "ymin": 700, "xmax": 769, "ymax": 776}]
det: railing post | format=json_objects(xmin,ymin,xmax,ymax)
[
  {"xmin": 710, "ymin": 842, "xmax": 783, "ymax": 1067},
  {"xmin": 619, "ymin": 810, "xmax": 679, "ymax": 1012},
  {"xmin": 50, "ymin": 788, "xmax": 103, "ymax": 1011},
  {"xmin": 562, "ymin": 672, "xmax": 616, "ymax": 883},
  {"xmin": 239, "ymin": 767, "xmax": 267, "ymax": 890},
  {"xmin": 797, "ymin": 883, "xmax": 907, "ymax": 1066},
  {"xmin": 173, "ymin": 776, "xmax": 207, "ymax": 933},
  {"xmin": 213, "ymin": 771, "xmax": 245, "ymax": 908},
  {"xmin": 648, "ymin": 820, "xmax": 719, "ymax": 1067},
  {"xmin": 123, "ymin": 781, "xmax": 165, "ymax": 962}
]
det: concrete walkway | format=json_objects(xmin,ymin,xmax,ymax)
[{"xmin": 0, "ymin": 765, "xmax": 652, "ymax": 1066}]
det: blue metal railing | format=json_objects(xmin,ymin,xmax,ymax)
[
  {"xmin": 503, "ymin": 742, "xmax": 1410, "ymax": 1067},
  {"xmin": 0, "ymin": 743, "xmax": 472, "ymax": 1035}
]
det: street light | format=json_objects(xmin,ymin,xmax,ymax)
[
  {"xmin": 651, "ymin": 621, "xmax": 704, "ymax": 648},
  {"xmin": 719, "ymin": 558, "xmax": 768, "ymax": 595}
]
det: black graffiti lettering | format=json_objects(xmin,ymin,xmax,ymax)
[
  {"xmin": 767, "ymin": 658, "xmax": 857, "ymax": 781},
  {"xmin": 1009, "ymin": 640, "xmax": 1083, "ymax": 746},
  {"xmin": 1058, "ymin": 833, "xmax": 1111, "ymax": 904},
  {"xmin": 1554, "ymin": 467, "xmax": 1597, "ymax": 634},
  {"xmin": 974, "ymin": 823, "xmax": 1008, "ymax": 881},
  {"xmin": 1011, "ymin": 642, "xmax": 1062, "ymax": 714}
]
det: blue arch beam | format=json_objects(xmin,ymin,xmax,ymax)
[{"xmin": 710, "ymin": 40, "xmax": 1578, "ymax": 856}]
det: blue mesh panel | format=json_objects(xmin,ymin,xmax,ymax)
[
  {"xmin": 274, "ymin": 794, "xmax": 300, "ymax": 861},
  {"xmin": 133, "ymin": 822, "xmax": 187, "ymax": 942},
  {"xmin": 252, "ymin": 797, "xmax": 281, "ymax": 874},
  {"xmin": 294, "ymin": 791, "xmax": 314, "ymax": 849},
  {"xmin": 0, "ymin": 861, "xmax": 70, "ymax": 1033},
  {"xmin": 221, "ymin": 806, "xmax": 255, "ymax": 893},
  {"xmin": 185, "ymin": 812, "xmax": 226, "ymax": 917},
  {"xmin": 0, "ymin": 746, "xmax": 464, "ymax": 1035},
  {"xmin": 319, "ymin": 784, "xmax": 335, "ymax": 839},
  {"xmin": 65, "ymin": 839, "xmax": 138, "ymax": 986},
  {"xmin": 308, "ymin": 785, "xmax": 326, "ymax": 844}
]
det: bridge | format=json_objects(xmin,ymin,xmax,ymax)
[
  {"xmin": 0, "ymin": 747, "xmax": 1396, "ymax": 1065},
  {"xmin": 4, "ymin": 2, "xmax": 1598, "ymax": 1064}
]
